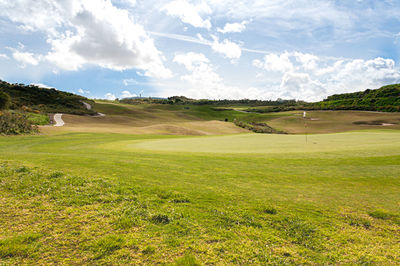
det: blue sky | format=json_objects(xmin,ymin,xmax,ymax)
[{"xmin": 0, "ymin": 0, "xmax": 399, "ymax": 101}]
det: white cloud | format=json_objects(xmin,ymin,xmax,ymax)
[
  {"xmin": 78, "ymin": 88, "xmax": 90, "ymax": 94},
  {"xmin": 112, "ymin": 0, "xmax": 136, "ymax": 7},
  {"xmin": 279, "ymin": 72, "xmax": 326, "ymax": 101},
  {"xmin": 0, "ymin": 54, "xmax": 9, "ymax": 60},
  {"xmin": 173, "ymin": 52, "xmax": 209, "ymax": 71},
  {"xmin": 0, "ymin": 0, "xmax": 64, "ymax": 34},
  {"xmin": 1, "ymin": 0, "xmax": 172, "ymax": 78},
  {"xmin": 254, "ymin": 51, "xmax": 400, "ymax": 101},
  {"xmin": 293, "ymin": 52, "xmax": 318, "ymax": 70},
  {"xmin": 253, "ymin": 52, "xmax": 293, "ymax": 72},
  {"xmin": 172, "ymin": 52, "xmax": 262, "ymax": 99},
  {"xmin": 207, "ymin": 0, "xmax": 352, "ymax": 30},
  {"xmin": 31, "ymin": 83, "xmax": 53, "ymax": 89},
  {"xmin": 162, "ymin": 0, "xmax": 212, "ymax": 29},
  {"xmin": 211, "ymin": 36, "xmax": 241, "ymax": 61},
  {"xmin": 121, "ymin": 90, "xmax": 137, "ymax": 98},
  {"xmin": 217, "ymin": 21, "xmax": 248, "ymax": 34},
  {"xmin": 105, "ymin": 92, "xmax": 116, "ymax": 100},
  {"xmin": 12, "ymin": 51, "xmax": 42, "ymax": 67}
]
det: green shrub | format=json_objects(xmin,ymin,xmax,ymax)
[
  {"xmin": 0, "ymin": 111, "xmax": 38, "ymax": 135},
  {"xmin": 0, "ymin": 112, "xmax": 38, "ymax": 135},
  {"xmin": 0, "ymin": 91, "xmax": 11, "ymax": 110}
]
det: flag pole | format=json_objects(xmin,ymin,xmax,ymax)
[{"xmin": 303, "ymin": 111, "xmax": 307, "ymax": 144}]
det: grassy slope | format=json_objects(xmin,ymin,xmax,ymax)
[
  {"xmin": 40, "ymin": 101, "xmax": 400, "ymax": 135},
  {"xmin": 0, "ymin": 131, "xmax": 399, "ymax": 264},
  {"xmin": 40, "ymin": 101, "xmax": 250, "ymax": 135},
  {"xmin": 0, "ymin": 80, "xmax": 95, "ymax": 115},
  {"xmin": 268, "ymin": 110, "xmax": 400, "ymax": 134}
]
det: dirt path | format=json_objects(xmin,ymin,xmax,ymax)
[
  {"xmin": 53, "ymin": 101, "xmax": 105, "ymax": 127},
  {"xmin": 53, "ymin": 113, "xmax": 64, "ymax": 127},
  {"xmin": 81, "ymin": 101, "xmax": 92, "ymax": 110},
  {"xmin": 82, "ymin": 101, "xmax": 105, "ymax": 116}
]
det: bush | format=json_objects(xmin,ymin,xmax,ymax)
[
  {"xmin": 0, "ymin": 91, "xmax": 11, "ymax": 110},
  {"xmin": 0, "ymin": 111, "xmax": 38, "ymax": 135}
]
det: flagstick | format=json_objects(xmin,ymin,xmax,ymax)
[{"xmin": 303, "ymin": 111, "xmax": 307, "ymax": 144}]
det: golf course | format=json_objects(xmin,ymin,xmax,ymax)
[{"xmin": 1, "ymin": 100, "xmax": 399, "ymax": 264}]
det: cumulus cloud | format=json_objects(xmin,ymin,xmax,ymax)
[
  {"xmin": 1, "ymin": 0, "xmax": 172, "ymax": 78},
  {"xmin": 31, "ymin": 83, "xmax": 53, "ymax": 89},
  {"xmin": 172, "ymin": 52, "xmax": 262, "ymax": 99},
  {"xmin": 217, "ymin": 21, "xmax": 248, "ymax": 34},
  {"xmin": 211, "ymin": 36, "xmax": 241, "ymax": 61},
  {"xmin": 253, "ymin": 52, "xmax": 293, "ymax": 72},
  {"xmin": 121, "ymin": 90, "xmax": 137, "ymax": 98},
  {"xmin": 0, "ymin": 54, "xmax": 9, "ymax": 60},
  {"xmin": 78, "ymin": 88, "xmax": 90, "ymax": 94},
  {"xmin": 279, "ymin": 72, "xmax": 326, "ymax": 101},
  {"xmin": 105, "ymin": 92, "xmax": 116, "ymax": 100},
  {"xmin": 12, "ymin": 51, "xmax": 42, "ymax": 67},
  {"xmin": 254, "ymin": 52, "xmax": 400, "ymax": 101},
  {"xmin": 162, "ymin": 0, "xmax": 212, "ymax": 29}
]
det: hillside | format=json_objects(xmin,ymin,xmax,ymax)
[
  {"xmin": 308, "ymin": 84, "xmax": 400, "ymax": 112},
  {"xmin": 0, "ymin": 80, "xmax": 96, "ymax": 115}
]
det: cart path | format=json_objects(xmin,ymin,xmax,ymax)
[{"xmin": 53, "ymin": 113, "xmax": 64, "ymax": 127}]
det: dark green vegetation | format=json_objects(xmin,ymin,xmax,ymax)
[
  {"xmin": 246, "ymin": 84, "xmax": 400, "ymax": 113},
  {"xmin": 120, "ymin": 95, "xmax": 303, "ymax": 107},
  {"xmin": 0, "ymin": 131, "xmax": 399, "ymax": 264},
  {"xmin": 234, "ymin": 119, "xmax": 287, "ymax": 134},
  {"xmin": 0, "ymin": 90, "xmax": 11, "ymax": 110},
  {"xmin": 0, "ymin": 112, "xmax": 38, "ymax": 135},
  {"xmin": 120, "ymin": 84, "xmax": 400, "ymax": 114},
  {"xmin": 0, "ymin": 80, "xmax": 95, "ymax": 115},
  {"xmin": 310, "ymin": 84, "xmax": 400, "ymax": 112},
  {"xmin": 0, "ymin": 80, "xmax": 95, "ymax": 135}
]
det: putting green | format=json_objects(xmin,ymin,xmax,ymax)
[{"xmin": 130, "ymin": 130, "xmax": 400, "ymax": 155}]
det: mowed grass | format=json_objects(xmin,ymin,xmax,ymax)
[
  {"xmin": 39, "ymin": 101, "xmax": 400, "ymax": 136},
  {"xmin": 268, "ymin": 110, "xmax": 400, "ymax": 133},
  {"xmin": 0, "ymin": 130, "xmax": 399, "ymax": 264},
  {"xmin": 39, "ymin": 102, "xmax": 249, "ymax": 135}
]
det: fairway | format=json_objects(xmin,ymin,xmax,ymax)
[
  {"xmin": 131, "ymin": 130, "xmax": 400, "ymax": 155},
  {"xmin": 38, "ymin": 102, "xmax": 400, "ymax": 136},
  {"xmin": 1, "ymin": 129, "xmax": 399, "ymax": 264}
]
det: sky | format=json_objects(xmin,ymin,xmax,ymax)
[{"xmin": 0, "ymin": 0, "xmax": 400, "ymax": 101}]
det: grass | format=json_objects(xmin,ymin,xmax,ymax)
[
  {"xmin": 0, "ymin": 129, "xmax": 399, "ymax": 264},
  {"xmin": 25, "ymin": 112, "xmax": 49, "ymax": 125},
  {"xmin": 38, "ymin": 101, "xmax": 400, "ymax": 136}
]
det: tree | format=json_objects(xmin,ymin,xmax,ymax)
[{"xmin": 0, "ymin": 90, "xmax": 11, "ymax": 110}]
